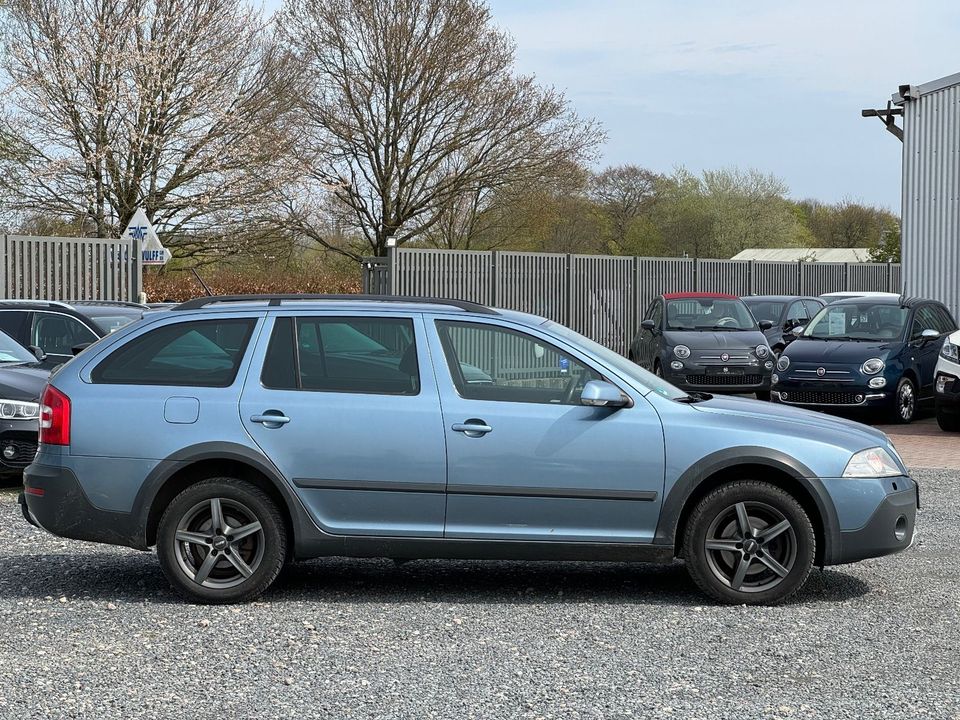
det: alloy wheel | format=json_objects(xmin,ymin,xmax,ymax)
[
  {"xmin": 703, "ymin": 501, "xmax": 797, "ymax": 593},
  {"xmin": 898, "ymin": 382, "xmax": 916, "ymax": 421},
  {"xmin": 173, "ymin": 497, "xmax": 265, "ymax": 589}
]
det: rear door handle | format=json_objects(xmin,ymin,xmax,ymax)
[
  {"xmin": 452, "ymin": 420, "xmax": 492, "ymax": 437},
  {"xmin": 250, "ymin": 413, "xmax": 291, "ymax": 427}
]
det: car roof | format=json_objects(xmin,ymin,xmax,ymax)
[
  {"xmin": 661, "ymin": 292, "xmax": 738, "ymax": 300},
  {"xmin": 828, "ymin": 295, "xmax": 930, "ymax": 308},
  {"xmin": 741, "ymin": 295, "xmax": 821, "ymax": 302}
]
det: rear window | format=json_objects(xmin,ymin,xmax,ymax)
[
  {"xmin": 92, "ymin": 318, "xmax": 256, "ymax": 387},
  {"xmin": 260, "ymin": 316, "xmax": 419, "ymax": 395}
]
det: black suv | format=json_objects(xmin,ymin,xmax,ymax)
[
  {"xmin": 741, "ymin": 295, "xmax": 826, "ymax": 357},
  {"xmin": 629, "ymin": 293, "xmax": 775, "ymax": 399},
  {"xmin": 0, "ymin": 301, "xmax": 104, "ymax": 368}
]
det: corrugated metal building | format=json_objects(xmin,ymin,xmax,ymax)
[
  {"xmin": 730, "ymin": 248, "xmax": 872, "ymax": 263},
  {"xmin": 894, "ymin": 72, "xmax": 960, "ymax": 318}
]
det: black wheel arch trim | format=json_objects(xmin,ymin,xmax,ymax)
[
  {"xmin": 130, "ymin": 441, "xmax": 317, "ymax": 551},
  {"xmin": 654, "ymin": 446, "xmax": 842, "ymax": 564}
]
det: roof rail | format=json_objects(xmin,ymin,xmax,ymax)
[
  {"xmin": 70, "ymin": 300, "xmax": 151, "ymax": 309},
  {"xmin": 0, "ymin": 299, "xmax": 74, "ymax": 310},
  {"xmin": 173, "ymin": 294, "xmax": 499, "ymax": 315}
]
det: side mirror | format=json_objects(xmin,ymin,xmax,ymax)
[
  {"xmin": 580, "ymin": 380, "xmax": 629, "ymax": 409},
  {"xmin": 758, "ymin": 320, "xmax": 773, "ymax": 330},
  {"xmin": 792, "ymin": 325, "xmax": 806, "ymax": 337},
  {"xmin": 71, "ymin": 342, "xmax": 93, "ymax": 356},
  {"xmin": 28, "ymin": 345, "xmax": 46, "ymax": 362},
  {"xmin": 921, "ymin": 329, "xmax": 940, "ymax": 342},
  {"xmin": 641, "ymin": 319, "xmax": 656, "ymax": 332}
]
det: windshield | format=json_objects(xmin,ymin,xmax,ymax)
[
  {"xmin": 665, "ymin": 298, "xmax": 757, "ymax": 331},
  {"xmin": 543, "ymin": 321, "xmax": 688, "ymax": 400},
  {"xmin": 742, "ymin": 299, "xmax": 784, "ymax": 325},
  {"xmin": 0, "ymin": 328, "xmax": 37, "ymax": 363},
  {"xmin": 803, "ymin": 303, "xmax": 907, "ymax": 341}
]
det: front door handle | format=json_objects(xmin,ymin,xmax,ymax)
[
  {"xmin": 250, "ymin": 412, "xmax": 291, "ymax": 427},
  {"xmin": 452, "ymin": 420, "xmax": 492, "ymax": 437}
]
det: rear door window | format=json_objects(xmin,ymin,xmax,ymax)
[
  {"xmin": 32, "ymin": 312, "xmax": 98, "ymax": 356},
  {"xmin": 92, "ymin": 318, "xmax": 256, "ymax": 386},
  {"xmin": 260, "ymin": 316, "xmax": 419, "ymax": 395}
]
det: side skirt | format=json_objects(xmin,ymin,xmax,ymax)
[{"xmin": 294, "ymin": 534, "xmax": 676, "ymax": 564}]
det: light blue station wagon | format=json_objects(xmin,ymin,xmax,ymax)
[{"xmin": 21, "ymin": 295, "xmax": 917, "ymax": 604}]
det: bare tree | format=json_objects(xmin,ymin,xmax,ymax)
[
  {"xmin": 0, "ymin": 0, "xmax": 300, "ymax": 260},
  {"xmin": 590, "ymin": 165, "xmax": 664, "ymax": 254},
  {"xmin": 277, "ymin": 0, "xmax": 604, "ymax": 259}
]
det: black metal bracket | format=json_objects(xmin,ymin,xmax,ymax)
[{"xmin": 861, "ymin": 101, "xmax": 904, "ymax": 142}]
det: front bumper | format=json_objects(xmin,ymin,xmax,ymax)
[
  {"xmin": 663, "ymin": 364, "xmax": 772, "ymax": 394},
  {"xmin": 935, "ymin": 371, "xmax": 960, "ymax": 413},
  {"xmin": 832, "ymin": 479, "xmax": 918, "ymax": 564},
  {"xmin": 21, "ymin": 462, "xmax": 141, "ymax": 548},
  {"xmin": 771, "ymin": 378, "xmax": 890, "ymax": 409},
  {"xmin": 0, "ymin": 418, "xmax": 39, "ymax": 475}
]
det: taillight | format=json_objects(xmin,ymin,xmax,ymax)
[{"xmin": 39, "ymin": 385, "xmax": 71, "ymax": 446}]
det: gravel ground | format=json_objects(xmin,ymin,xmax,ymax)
[{"xmin": 0, "ymin": 470, "xmax": 958, "ymax": 720}]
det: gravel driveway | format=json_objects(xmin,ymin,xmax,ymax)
[{"xmin": 0, "ymin": 470, "xmax": 957, "ymax": 720}]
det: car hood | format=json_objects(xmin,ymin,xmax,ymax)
[
  {"xmin": 663, "ymin": 329, "xmax": 768, "ymax": 350},
  {"xmin": 690, "ymin": 393, "xmax": 889, "ymax": 447},
  {"xmin": 783, "ymin": 337, "xmax": 898, "ymax": 364},
  {"xmin": 0, "ymin": 364, "xmax": 49, "ymax": 402}
]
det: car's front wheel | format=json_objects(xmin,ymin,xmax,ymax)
[
  {"xmin": 683, "ymin": 481, "xmax": 815, "ymax": 605},
  {"xmin": 937, "ymin": 401, "xmax": 960, "ymax": 432},
  {"xmin": 888, "ymin": 377, "xmax": 917, "ymax": 424},
  {"xmin": 157, "ymin": 478, "xmax": 287, "ymax": 604}
]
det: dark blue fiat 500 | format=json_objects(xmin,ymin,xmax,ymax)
[{"xmin": 772, "ymin": 296, "xmax": 957, "ymax": 423}]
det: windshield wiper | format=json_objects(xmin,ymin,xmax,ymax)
[
  {"xmin": 709, "ymin": 325, "xmax": 742, "ymax": 331},
  {"xmin": 675, "ymin": 391, "xmax": 713, "ymax": 403}
]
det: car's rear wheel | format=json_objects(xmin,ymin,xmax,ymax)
[
  {"xmin": 888, "ymin": 377, "xmax": 917, "ymax": 424},
  {"xmin": 937, "ymin": 401, "xmax": 960, "ymax": 432},
  {"xmin": 683, "ymin": 481, "xmax": 815, "ymax": 605},
  {"xmin": 157, "ymin": 478, "xmax": 287, "ymax": 604}
]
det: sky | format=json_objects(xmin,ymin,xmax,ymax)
[{"xmin": 264, "ymin": 0, "xmax": 960, "ymax": 212}]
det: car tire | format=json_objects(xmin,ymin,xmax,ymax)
[
  {"xmin": 936, "ymin": 401, "xmax": 960, "ymax": 432},
  {"xmin": 683, "ymin": 480, "xmax": 815, "ymax": 606},
  {"xmin": 157, "ymin": 478, "xmax": 287, "ymax": 604},
  {"xmin": 654, "ymin": 361, "xmax": 663, "ymax": 378},
  {"xmin": 888, "ymin": 377, "xmax": 917, "ymax": 424}
]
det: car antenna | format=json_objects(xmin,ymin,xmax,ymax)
[{"xmin": 191, "ymin": 267, "xmax": 213, "ymax": 297}]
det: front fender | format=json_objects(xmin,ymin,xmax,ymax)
[{"xmin": 654, "ymin": 446, "xmax": 843, "ymax": 564}]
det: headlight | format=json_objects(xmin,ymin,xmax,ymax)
[
  {"xmin": 942, "ymin": 339, "xmax": 959, "ymax": 362},
  {"xmin": 755, "ymin": 345, "xmax": 769, "ymax": 359},
  {"xmin": 673, "ymin": 345, "xmax": 691, "ymax": 359},
  {"xmin": 776, "ymin": 356, "xmax": 790, "ymax": 372},
  {"xmin": 861, "ymin": 358, "xmax": 885, "ymax": 375},
  {"xmin": 0, "ymin": 399, "xmax": 40, "ymax": 420},
  {"xmin": 842, "ymin": 447, "xmax": 901, "ymax": 478}
]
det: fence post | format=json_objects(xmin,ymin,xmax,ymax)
[
  {"xmin": 489, "ymin": 250, "xmax": 499, "ymax": 307},
  {"xmin": 0, "ymin": 236, "xmax": 5, "ymax": 298},
  {"xmin": 386, "ymin": 244, "xmax": 398, "ymax": 295},
  {"xmin": 565, "ymin": 253, "xmax": 573, "ymax": 327},
  {"xmin": 632, "ymin": 256, "xmax": 641, "ymax": 334},
  {"xmin": 131, "ymin": 237, "xmax": 143, "ymax": 302},
  {"xmin": 797, "ymin": 260, "xmax": 803, "ymax": 295},
  {"xmin": 843, "ymin": 262, "xmax": 850, "ymax": 291},
  {"xmin": 887, "ymin": 261, "xmax": 893, "ymax": 292},
  {"xmin": 747, "ymin": 259, "xmax": 755, "ymax": 295},
  {"xmin": 693, "ymin": 258, "xmax": 700, "ymax": 291}
]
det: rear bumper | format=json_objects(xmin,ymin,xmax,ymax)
[
  {"xmin": 22, "ymin": 462, "xmax": 143, "ymax": 549},
  {"xmin": 831, "ymin": 480, "xmax": 918, "ymax": 565}
]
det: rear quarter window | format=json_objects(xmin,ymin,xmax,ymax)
[{"xmin": 92, "ymin": 318, "xmax": 256, "ymax": 387}]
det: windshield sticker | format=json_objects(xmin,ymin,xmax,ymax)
[{"xmin": 828, "ymin": 311, "xmax": 846, "ymax": 336}]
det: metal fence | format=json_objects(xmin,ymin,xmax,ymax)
[
  {"xmin": 366, "ymin": 248, "xmax": 901, "ymax": 354},
  {"xmin": 0, "ymin": 235, "xmax": 142, "ymax": 302}
]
